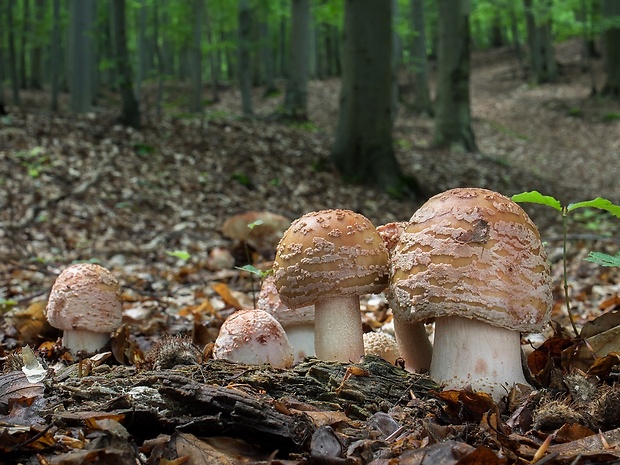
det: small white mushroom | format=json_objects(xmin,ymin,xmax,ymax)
[
  {"xmin": 363, "ymin": 331, "xmax": 400, "ymax": 364},
  {"xmin": 213, "ymin": 309, "xmax": 294, "ymax": 369},
  {"xmin": 274, "ymin": 209, "xmax": 389, "ymax": 363},
  {"xmin": 45, "ymin": 263, "xmax": 123, "ymax": 355},
  {"xmin": 389, "ymin": 188, "xmax": 552, "ymax": 401}
]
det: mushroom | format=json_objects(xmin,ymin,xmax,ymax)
[
  {"xmin": 378, "ymin": 221, "xmax": 433, "ymax": 372},
  {"xmin": 274, "ymin": 209, "xmax": 389, "ymax": 362},
  {"xmin": 213, "ymin": 309, "xmax": 294, "ymax": 368},
  {"xmin": 389, "ymin": 187, "xmax": 552, "ymax": 401},
  {"xmin": 257, "ymin": 274, "xmax": 315, "ymax": 363},
  {"xmin": 45, "ymin": 263, "xmax": 123, "ymax": 355},
  {"xmin": 363, "ymin": 331, "xmax": 400, "ymax": 364}
]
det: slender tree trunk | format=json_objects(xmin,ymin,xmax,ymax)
[
  {"xmin": 509, "ymin": 3, "xmax": 526, "ymax": 78},
  {"xmin": 331, "ymin": 0, "xmax": 411, "ymax": 196},
  {"xmin": 30, "ymin": 0, "xmax": 44, "ymax": 89},
  {"xmin": 50, "ymin": 0, "xmax": 60, "ymax": 112},
  {"xmin": 135, "ymin": 0, "xmax": 147, "ymax": 102},
  {"xmin": 602, "ymin": 0, "xmax": 620, "ymax": 97},
  {"xmin": 283, "ymin": 0, "xmax": 310, "ymax": 119},
  {"xmin": 190, "ymin": 0, "xmax": 204, "ymax": 112},
  {"xmin": 523, "ymin": 0, "xmax": 557, "ymax": 84},
  {"xmin": 204, "ymin": 1, "xmax": 220, "ymax": 102},
  {"xmin": 432, "ymin": 0, "xmax": 476, "ymax": 152},
  {"xmin": 7, "ymin": 0, "xmax": 20, "ymax": 105},
  {"xmin": 411, "ymin": 0, "xmax": 433, "ymax": 116},
  {"xmin": 20, "ymin": 0, "xmax": 30, "ymax": 89},
  {"xmin": 238, "ymin": 0, "xmax": 253, "ymax": 116},
  {"xmin": 69, "ymin": 0, "xmax": 95, "ymax": 113},
  {"xmin": 111, "ymin": 0, "xmax": 141, "ymax": 128}
]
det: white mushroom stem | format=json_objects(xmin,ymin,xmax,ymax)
[
  {"xmin": 284, "ymin": 323, "xmax": 315, "ymax": 363},
  {"xmin": 430, "ymin": 316, "xmax": 529, "ymax": 401},
  {"xmin": 314, "ymin": 296, "xmax": 364, "ymax": 362},
  {"xmin": 393, "ymin": 319, "xmax": 433, "ymax": 372},
  {"xmin": 63, "ymin": 329, "xmax": 111, "ymax": 355}
]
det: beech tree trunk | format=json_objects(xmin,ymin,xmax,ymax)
[
  {"xmin": 50, "ymin": 0, "xmax": 60, "ymax": 112},
  {"xmin": 331, "ymin": 0, "xmax": 410, "ymax": 196},
  {"xmin": 189, "ymin": 0, "xmax": 204, "ymax": 112},
  {"xmin": 283, "ymin": 0, "xmax": 310, "ymax": 120},
  {"xmin": 238, "ymin": 0, "xmax": 253, "ymax": 116},
  {"xmin": 69, "ymin": 0, "xmax": 95, "ymax": 113},
  {"xmin": 411, "ymin": 0, "xmax": 432, "ymax": 116},
  {"xmin": 111, "ymin": 0, "xmax": 141, "ymax": 128},
  {"xmin": 602, "ymin": 0, "xmax": 620, "ymax": 97},
  {"xmin": 524, "ymin": 0, "xmax": 557, "ymax": 84},
  {"xmin": 432, "ymin": 0, "xmax": 476, "ymax": 152},
  {"xmin": 7, "ymin": 0, "xmax": 20, "ymax": 105}
]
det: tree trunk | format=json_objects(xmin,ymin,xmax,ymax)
[
  {"xmin": 50, "ymin": 0, "xmax": 60, "ymax": 112},
  {"xmin": 238, "ymin": 0, "xmax": 253, "ymax": 116},
  {"xmin": 69, "ymin": 0, "xmax": 95, "ymax": 113},
  {"xmin": 432, "ymin": 0, "xmax": 476, "ymax": 152},
  {"xmin": 204, "ymin": 1, "xmax": 220, "ymax": 102},
  {"xmin": 331, "ymin": 0, "xmax": 411, "ymax": 196},
  {"xmin": 20, "ymin": 0, "xmax": 30, "ymax": 89},
  {"xmin": 7, "ymin": 0, "xmax": 20, "ymax": 105},
  {"xmin": 190, "ymin": 0, "xmax": 204, "ymax": 112},
  {"xmin": 30, "ymin": 0, "xmax": 44, "ymax": 89},
  {"xmin": 523, "ymin": 0, "xmax": 557, "ymax": 84},
  {"xmin": 411, "ymin": 0, "xmax": 433, "ymax": 116},
  {"xmin": 111, "ymin": 0, "xmax": 141, "ymax": 128},
  {"xmin": 283, "ymin": 0, "xmax": 310, "ymax": 120},
  {"xmin": 601, "ymin": 0, "xmax": 620, "ymax": 97},
  {"xmin": 135, "ymin": 0, "xmax": 147, "ymax": 103}
]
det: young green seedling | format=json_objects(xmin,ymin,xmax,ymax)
[{"xmin": 512, "ymin": 191, "xmax": 620, "ymax": 336}]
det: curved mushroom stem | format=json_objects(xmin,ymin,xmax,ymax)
[
  {"xmin": 63, "ymin": 329, "xmax": 110, "ymax": 355},
  {"xmin": 393, "ymin": 319, "xmax": 433, "ymax": 372},
  {"xmin": 430, "ymin": 316, "xmax": 529, "ymax": 401},
  {"xmin": 314, "ymin": 296, "xmax": 364, "ymax": 362}
]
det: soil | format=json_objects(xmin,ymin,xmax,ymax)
[{"xmin": 0, "ymin": 39, "xmax": 619, "ymax": 464}]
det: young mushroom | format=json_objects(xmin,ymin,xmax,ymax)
[
  {"xmin": 274, "ymin": 209, "xmax": 389, "ymax": 362},
  {"xmin": 257, "ymin": 274, "xmax": 315, "ymax": 363},
  {"xmin": 363, "ymin": 331, "xmax": 400, "ymax": 365},
  {"xmin": 45, "ymin": 263, "xmax": 123, "ymax": 355},
  {"xmin": 213, "ymin": 309, "xmax": 294, "ymax": 369},
  {"xmin": 389, "ymin": 188, "xmax": 552, "ymax": 401}
]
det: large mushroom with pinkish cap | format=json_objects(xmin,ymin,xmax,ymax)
[
  {"xmin": 45, "ymin": 263, "xmax": 123, "ymax": 355},
  {"xmin": 389, "ymin": 187, "xmax": 552, "ymax": 401},
  {"xmin": 274, "ymin": 209, "xmax": 389, "ymax": 363}
]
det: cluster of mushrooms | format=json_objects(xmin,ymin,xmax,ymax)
[{"xmin": 45, "ymin": 187, "xmax": 553, "ymax": 402}]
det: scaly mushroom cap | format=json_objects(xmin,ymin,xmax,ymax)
[
  {"xmin": 257, "ymin": 274, "xmax": 314, "ymax": 327},
  {"xmin": 363, "ymin": 331, "xmax": 400, "ymax": 364},
  {"xmin": 274, "ymin": 209, "xmax": 389, "ymax": 309},
  {"xmin": 213, "ymin": 309, "xmax": 294, "ymax": 369},
  {"xmin": 46, "ymin": 263, "xmax": 123, "ymax": 333},
  {"xmin": 390, "ymin": 188, "xmax": 552, "ymax": 332}
]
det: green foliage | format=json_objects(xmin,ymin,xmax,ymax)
[
  {"xmin": 133, "ymin": 143, "xmax": 156, "ymax": 157},
  {"xmin": 232, "ymin": 172, "xmax": 252, "ymax": 186},
  {"xmin": 236, "ymin": 264, "xmax": 272, "ymax": 279},
  {"xmin": 603, "ymin": 112, "xmax": 620, "ymax": 122},
  {"xmin": 513, "ymin": 191, "xmax": 620, "ymax": 336},
  {"xmin": 15, "ymin": 147, "xmax": 49, "ymax": 178},
  {"xmin": 166, "ymin": 250, "xmax": 191, "ymax": 261}
]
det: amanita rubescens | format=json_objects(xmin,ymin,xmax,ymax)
[
  {"xmin": 389, "ymin": 187, "xmax": 552, "ymax": 400},
  {"xmin": 274, "ymin": 209, "xmax": 389, "ymax": 362}
]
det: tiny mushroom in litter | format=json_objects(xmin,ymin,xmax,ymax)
[
  {"xmin": 274, "ymin": 209, "xmax": 389, "ymax": 363},
  {"xmin": 363, "ymin": 331, "xmax": 400, "ymax": 365},
  {"xmin": 45, "ymin": 263, "xmax": 123, "ymax": 355},
  {"xmin": 389, "ymin": 187, "xmax": 552, "ymax": 401},
  {"xmin": 213, "ymin": 309, "xmax": 294, "ymax": 369},
  {"xmin": 257, "ymin": 274, "xmax": 315, "ymax": 363}
]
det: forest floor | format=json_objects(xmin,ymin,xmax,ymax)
[{"xmin": 0, "ymin": 39, "xmax": 619, "ymax": 464}]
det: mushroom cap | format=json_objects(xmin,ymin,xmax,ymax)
[
  {"xmin": 363, "ymin": 331, "xmax": 400, "ymax": 364},
  {"xmin": 274, "ymin": 209, "xmax": 389, "ymax": 309},
  {"xmin": 213, "ymin": 309, "xmax": 294, "ymax": 368},
  {"xmin": 46, "ymin": 263, "xmax": 123, "ymax": 333},
  {"xmin": 257, "ymin": 274, "xmax": 315, "ymax": 326},
  {"xmin": 389, "ymin": 187, "xmax": 552, "ymax": 332}
]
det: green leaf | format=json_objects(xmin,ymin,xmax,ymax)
[
  {"xmin": 584, "ymin": 251, "xmax": 620, "ymax": 267},
  {"xmin": 236, "ymin": 265, "xmax": 272, "ymax": 278},
  {"xmin": 248, "ymin": 219, "xmax": 264, "ymax": 230},
  {"xmin": 567, "ymin": 198, "xmax": 620, "ymax": 218},
  {"xmin": 166, "ymin": 250, "xmax": 191, "ymax": 261},
  {"xmin": 511, "ymin": 191, "xmax": 563, "ymax": 212}
]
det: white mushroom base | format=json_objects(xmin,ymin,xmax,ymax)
[
  {"xmin": 430, "ymin": 316, "xmax": 530, "ymax": 401},
  {"xmin": 63, "ymin": 329, "xmax": 111, "ymax": 355},
  {"xmin": 285, "ymin": 323, "xmax": 315, "ymax": 363}
]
